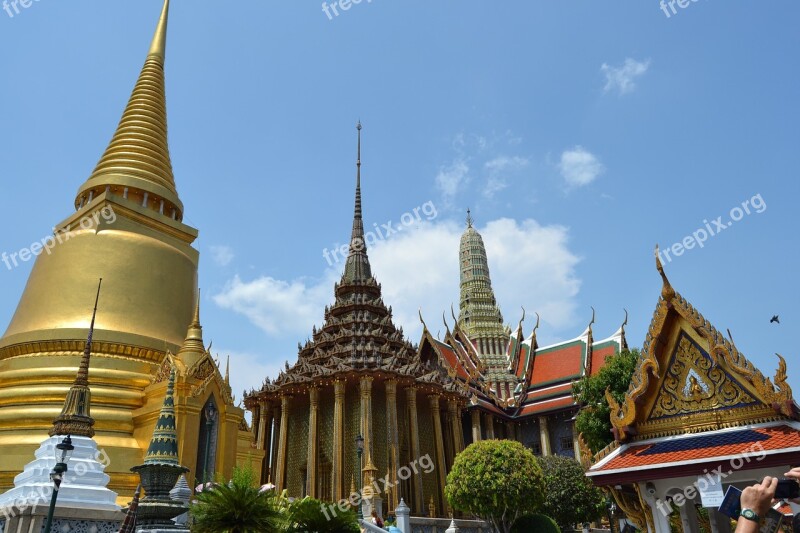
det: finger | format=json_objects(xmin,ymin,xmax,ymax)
[
  {"xmin": 761, "ymin": 476, "xmax": 774, "ymax": 488},
  {"xmin": 768, "ymin": 477, "xmax": 779, "ymax": 492}
]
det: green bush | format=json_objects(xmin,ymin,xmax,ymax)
[
  {"xmin": 537, "ymin": 455, "xmax": 604, "ymax": 527},
  {"xmin": 445, "ymin": 439, "xmax": 544, "ymax": 533},
  {"xmin": 285, "ymin": 497, "xmax": 360, "ymax": 533},
  {"xmin": 511, "ymin": 513, "xmax": 561, "ymax": 533}
]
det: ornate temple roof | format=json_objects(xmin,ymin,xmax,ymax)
[
  {"xmin": 420, "ymin": 305, "xmax": 627, "ymax": 419},
  {"xmin": 602, "ymin": 249, "xmax": 797, "ymax": 445},
  {"xmin": 246, "ymin": 125, "xmax": 465, "ymax": 402}
]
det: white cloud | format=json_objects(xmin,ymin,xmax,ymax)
[
  {"xmin": 213, "ymin": 218, "xmax": 582, "ymax": 347},
  {"xmin": 435, "ymin": 159, "xmax": 470, "ymax": 200},
  {"xmin": 213, "ymin": 273, "xmax": 335, "ymax": 337},
  {"xmin": 558, "ymin": 146, "xmax": 605, "ymax": 188},
  {"xmin": 209, "ymin": 245, "xmax": 234, "ymax": 267},
  {"xmin": 482, "ymin": 156, "xmax": 529, "ymax": 199},
  {"xmin": 601, "ymin": 58, "xmax": 651, "ymax": 95}
]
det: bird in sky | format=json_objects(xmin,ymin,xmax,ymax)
[{"xmin": 770, "ymin": 315, "xmax": 780, "ymax": 324}]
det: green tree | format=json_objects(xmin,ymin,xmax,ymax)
[
  {"xmin": 537, "ymin": 455, "xmax": 605, "ymax": 528},
  {"xmin": 285, "ymin": 497, "xmax": 359, "ymax": 533},
  {"xmin": 572, "ymin": 348, "xmax": 640, "ymax": 454},
  {"xmin": 190, "ymin": 466, "xmax": 287, "ymax": 533},
  {"xmin": 510, "ymin": 513, "xmax": 561, "ymax": 533},
  {"xmin": 445, "ymin": 439, "xmax": 544, "ymax": 533}
]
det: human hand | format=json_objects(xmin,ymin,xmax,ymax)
[
  {"xmin": 784, "ymin": 468, "xmax": 800, "ymax": 503},
  {"xmin": 740, "ymin": 476, "xmax": 778, "ymax": 518}
]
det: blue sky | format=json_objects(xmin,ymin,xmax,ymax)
[{"xmin": 0, "ymin": 1, "xmax": 798, "ymax": 400}]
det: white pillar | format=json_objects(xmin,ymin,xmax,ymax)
[
  {"xmin": 678, "ymin": 501, "xmax": 701, "ymax": 533},
  {"xmin": 639, "ymin": 484, "xmax": 672, "ymax": 533},
  {"xmin": 395, "ymin": 498, "xmax": 411, "ymax": 533}
]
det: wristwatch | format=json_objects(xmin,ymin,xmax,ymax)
[{"xmin": 740, "ymin": 508, "xmax": 760, "ymax": 522}]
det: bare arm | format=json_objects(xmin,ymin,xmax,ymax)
[{"xmin": 734, "ymin": 476, "xmax": 777, "ymax": 533}]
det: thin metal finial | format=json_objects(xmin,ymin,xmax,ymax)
[
  {"xmin": 466, "ymin": 208, "xmax": 473, "ymax": 228},
  {"xmin": 77, "ymin": 278, "xmax": 103, "ymax": 385}
]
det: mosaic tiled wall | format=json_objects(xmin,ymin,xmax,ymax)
[
  {"xmin": 318, "ymin": 387, "xmax": 335, "ymax": 501},
  {"xmin": 286, "ymin": 394, "xmax": 310, "ymax": 496}
]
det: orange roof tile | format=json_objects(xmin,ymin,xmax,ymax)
[{"xmin": 592, "ymin": 425, "xmax": 800, "ymax": 474}]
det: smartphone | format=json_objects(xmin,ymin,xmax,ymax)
[{"xmin": 775, "ymin": 479, "xmax": 800, "ymax": 500}]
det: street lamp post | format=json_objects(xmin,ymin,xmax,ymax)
[
  {"xmin": 355, "ymin": 435, "xmax": 364, "ymax": 520},
  {"xmin": 202, "ymin": 403, "xmax": 217, "ymax": 483},
  {"xmin": 44, "ymin": 435, "xmax": 75, "ymax": 533},
  {"xmin": 606, "ymin": 498, "xmax": 617, "ymax": 533}
]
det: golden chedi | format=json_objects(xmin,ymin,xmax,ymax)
[{"xmin": 0, "ymin": 0, "xmax": 247, "ymax": 501}]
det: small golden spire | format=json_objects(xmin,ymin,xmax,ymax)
[
  {"xmin": 655, "ymin": 245, "xmax": 675, "ymax": 301},
  {"xmin": 225, "ymin": 355, "xmax": 230, "ymax": 387},
  {"xmin": 148, "ymin": 0, "xmax": 170, "ymax": 60},
  {"xmin": 177, "ymin": 289, "xmax": 206, "ymax": 368}
]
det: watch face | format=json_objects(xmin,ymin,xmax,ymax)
[{"xmin": 741, "ymin": 509, "xmax": 758, "ymax": 520}]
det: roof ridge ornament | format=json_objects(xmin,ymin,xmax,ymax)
[{"xmin": 655, "ymin": 245, "xmax": 675, "ymax": 301}]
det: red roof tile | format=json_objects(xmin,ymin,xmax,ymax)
[
  {"xmin": 589, "ymin": 344, "xmax": 616, "ymax": 376},
  {"xmin": 518, "ymin": 395, "xmax": 575, "ymax": 416},
  {"xmin": 530, "ymin": 344, "xmax": 583, "ymax": 386},
  {"xmin": 593, "ymin": 425, "xmax": 800, "ymax": 473}
]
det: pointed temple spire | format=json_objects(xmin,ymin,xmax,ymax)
[
  {"xmin": 50, "ymin": 279, "xmax": 103, "ymax": 438},
  {"xmin": 144, "ymin": 366, "xmax": 180, "ymax": 465},
  {"xmin": 458, "ymin": 215, "xmax": 507, "ymax": 363},
  {"xmin": 343, "ymin": 121, "xmax": 373, "ymax": 283},
  {"xmin": 75, "ymin": 0, "xmax": 184, "ymax": 220},
  {"xmin": 177, "ymin": 289, "xmax": 205, "ymax": 368},
  {"xmin": 118, "ymin": 484, "xmax": 142, "ymax": 533}
]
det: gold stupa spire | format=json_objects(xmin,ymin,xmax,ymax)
[
  {"xmin": 50, "ymin": 279, "xmax": 102, "ymax": 438},
  {"xmin": 75, "ymin": 0, "xmax": 183, "ymax": 219}
]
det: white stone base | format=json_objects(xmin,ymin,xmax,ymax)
[{"xmin": 0, "ymin": 435, "xmax": 120, "ymax": 516}]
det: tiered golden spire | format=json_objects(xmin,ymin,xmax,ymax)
[
  {"xmin": 50, "ymin": 279, "xmax": 103, "ymax": 438},
  {"xmin": 177, "ymin": 289, "xmax": 206, "ymax": 368},
  {"xmin": 75, "ymin": 0, "xmax": 183, "ymax": 219}
]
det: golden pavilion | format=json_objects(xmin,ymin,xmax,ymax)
[{"xmin": 0, "ymin": 0, "xmax": 249, "ymax": 502}]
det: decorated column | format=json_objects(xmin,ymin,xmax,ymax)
[
  {"xmin": 538, "ymin": 416, "xmax": 551, "ymax": 456},
  {"xmin": 471, "ymin": 410, "xmax": 482, "ymax": 442},
  {"xmin": 270, "ymin": 403, "xmax": 280, "ymax": 482},
  {"xmin": 275, "ymin": 395, "xmax": 291, "ymax": 491},
  {"xmin": 306, "ymin": 386, "xmax": 319, "ymax": 498},
  {"xmin": 483, "ymin": 412, "xmax": 495, "ymax": 439},
  {"xmin": 429, "ymin": 394, "xmax": 447, "ymax": 517},
  {"xmin": 448, "ymin": 398, "xmax": 464, "ymax": 454},
  {"xmin": 406, "ymin": 386, "xmax": 424, "ymax": 513},
  {"xmin": 333, "ymin": 379, "xmax": 345, "ymax": 501},
  {"xmin": 359, "ymin": 376, "xmax": 374, "ymax": 489},
  {"xmin": 386, "ymin": 379, "xmax": 400, "ymax": 512}
]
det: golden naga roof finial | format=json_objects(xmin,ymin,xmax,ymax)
[
  {"xmin": 451, "ymin": 303, "xmax": 458, "ymax": 325},
  {"xmin": 148, "ymin": 0, "xmax": 170, "ymax": 60},
  {"xmin": 655, "ymin": 245, "xmax": 675, "ymax": 301},
  {"xmin": 517, "ymin": 307, "xmax": 526, "ymax": 334},
  {"xmin": 418, "ymin": 308, "xmax": 428, "ymax": 331}
]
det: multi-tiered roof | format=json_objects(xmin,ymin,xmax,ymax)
[{"xmin": 248, "ymin": 125, "xmax": 462, "ymax": 398}]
